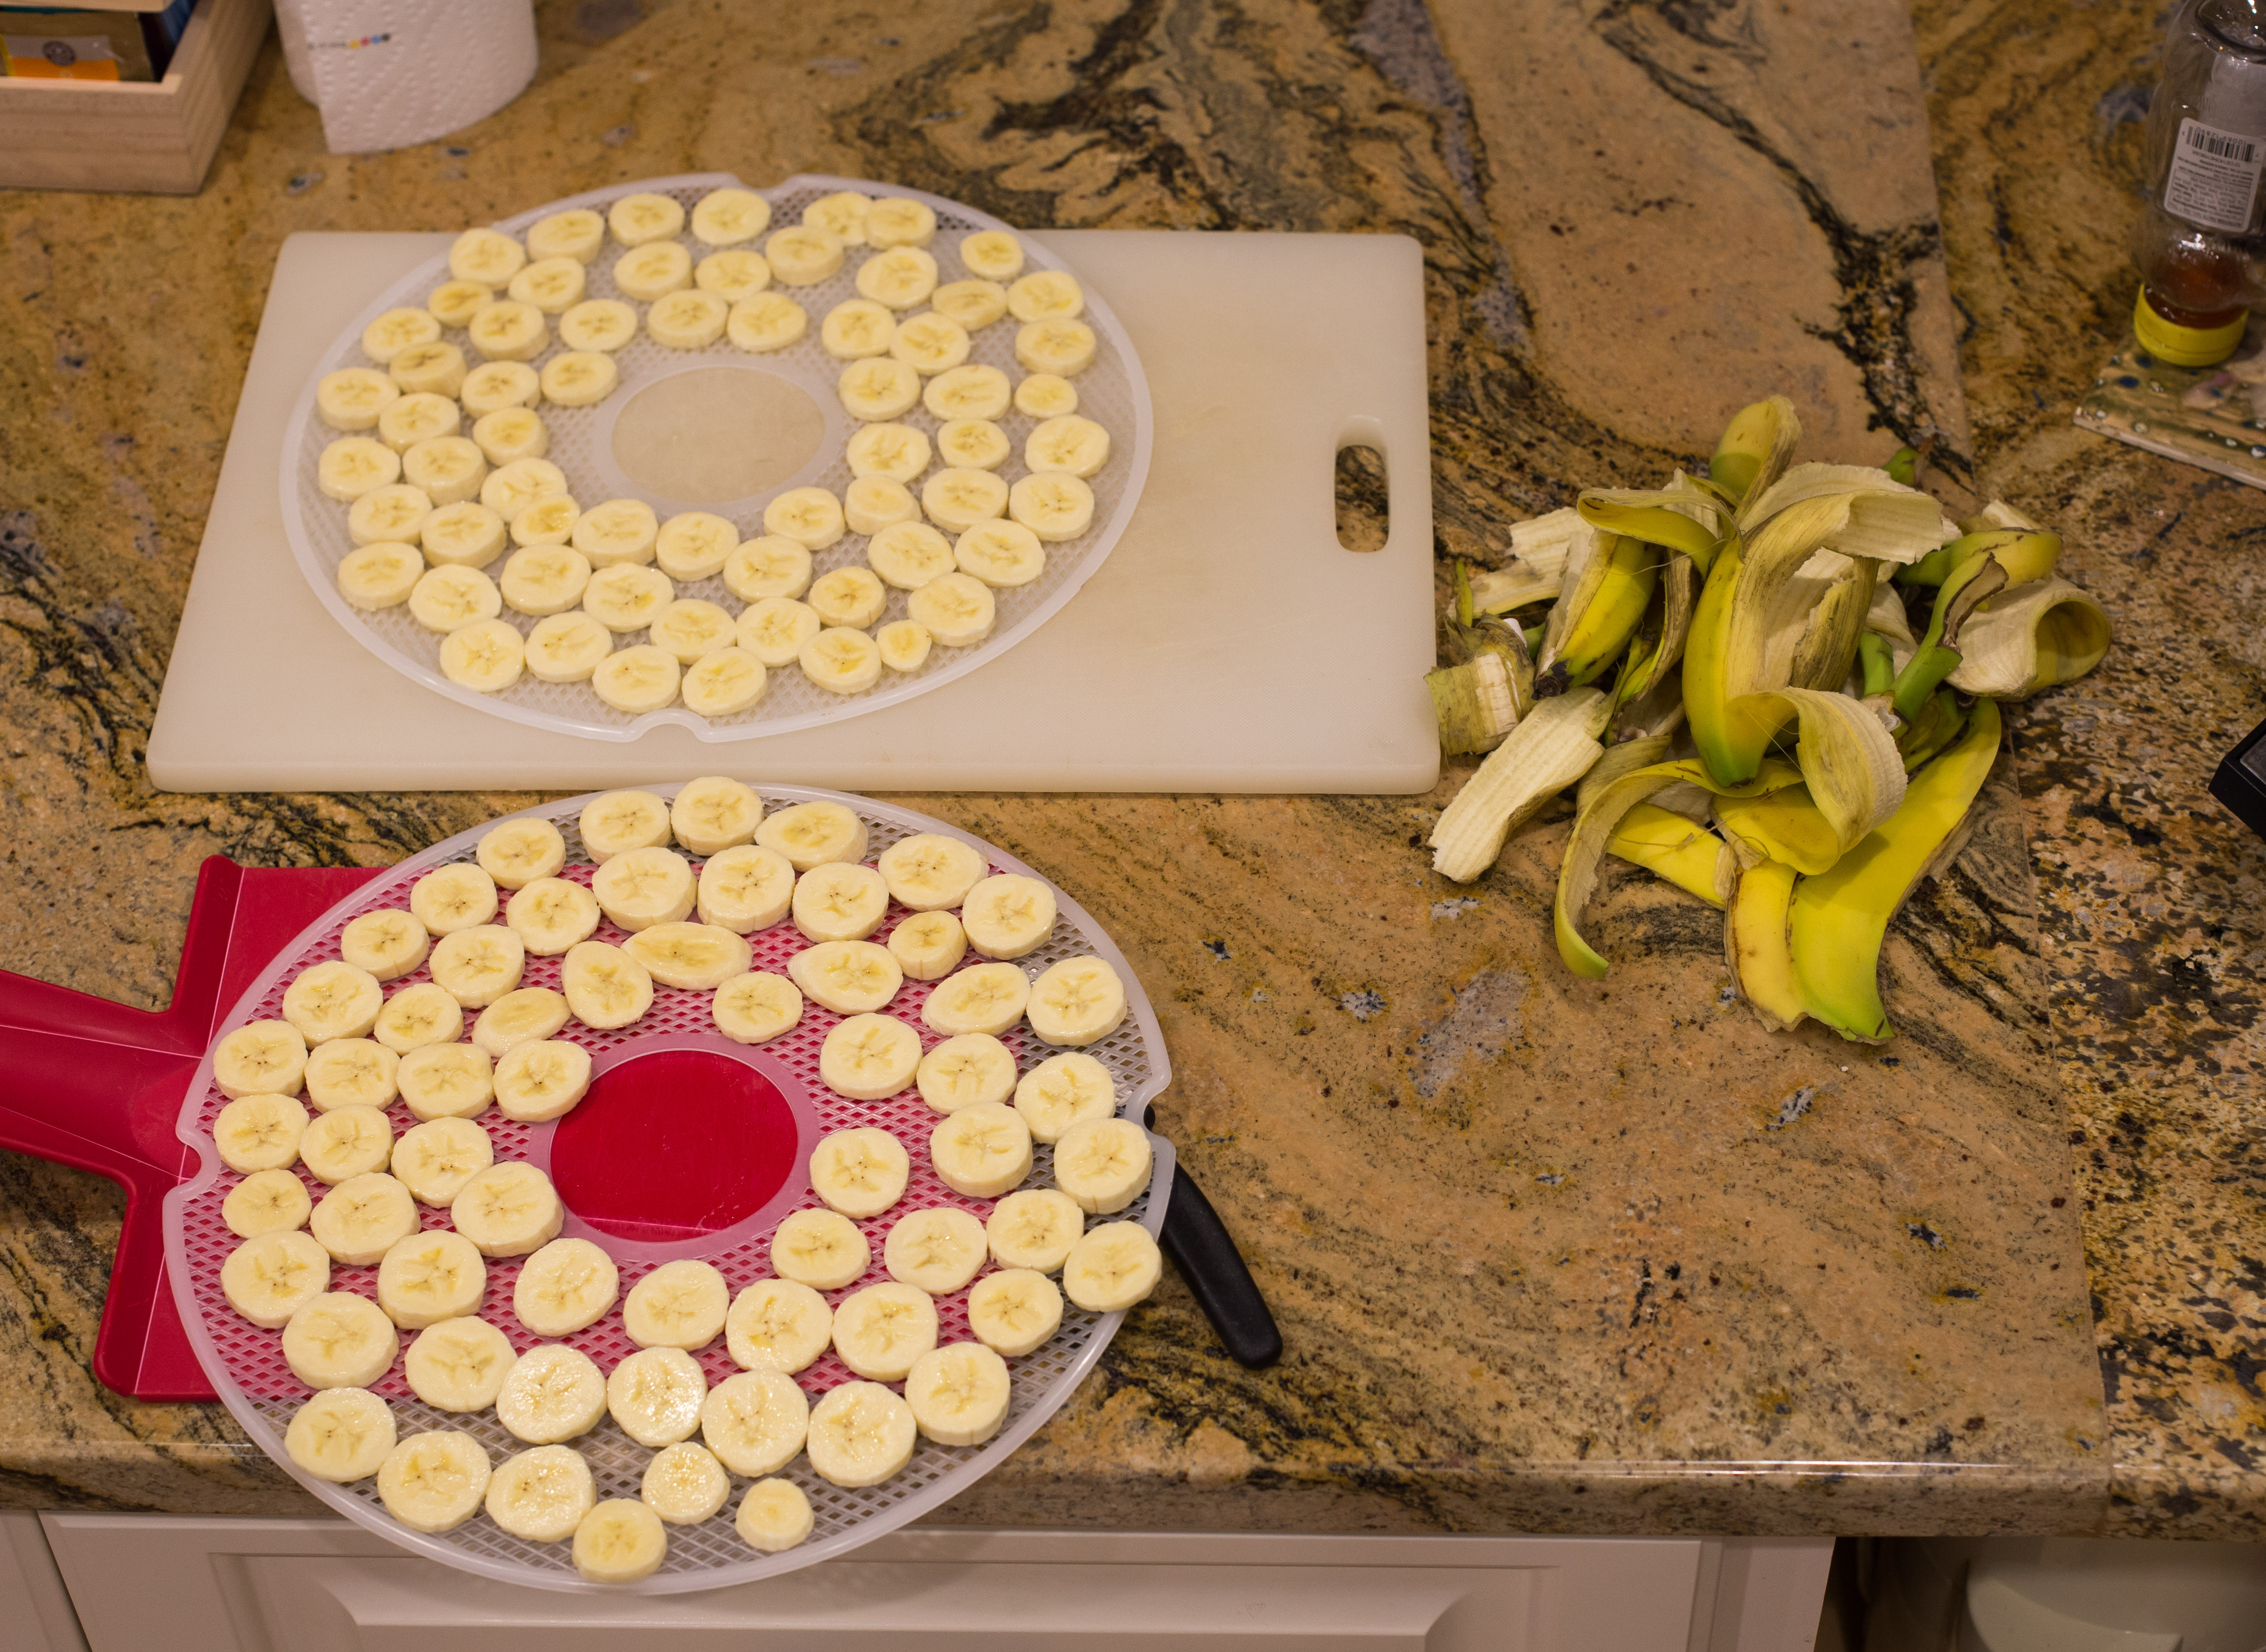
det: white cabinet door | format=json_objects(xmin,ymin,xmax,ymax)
[{"xmin": 42, "ymin": 1516, "xmax": 1827, "ymax": 1652}]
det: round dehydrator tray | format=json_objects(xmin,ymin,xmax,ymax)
[
  {"xmin": 280, "ymin": 173, "xmax": 1153, "ymax": 743},
  {"xmin": 162, "ymin": 784, "xmax": 1172, "ymax": 1594}
]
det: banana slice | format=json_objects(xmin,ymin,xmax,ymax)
[
  {"xmin": 405, "ymin": 435, "xmax": 490, "ymax": 506},
  {"xmin": 727, "ymin": 292, "xmax": 809, "ymax": 351},
  {"xmin": 320, "ymin": 436, "xmax": 402, "ymax": 502},
  {"xmin": 497, "ymin": 1344, "xmax": 607, "ymax": 1444},
  {"xmin": 905, "ymin": 1342, "xmax": 1011, "ymax": 1448},
  {"xmin": 583, "ymin": 563, "xmax": 673, "ymax": 631},
  {"xmin": 376, "ymin": 391, "xmax": 461, "ymax": 454},
  {"xmin": 1014, "ymin": 1053, "xmax": 1115, "ymax": 1144},
  {"xmin": 286, "ymin": 1388, "xmax": 395, "ymax": 1483},
  {"xmin": 643, "ymin": 1442, "xmax": 731, "ymax": 1526},
  {"xmin": 409, "ymin": 564, "xmax": 502, "ymax": 633},
  {"xmin": 580, "ymin": 789, "xmax": 672, "ymax": 858},
  {"xmin": 804, "ymin": 191, "xmax": 872, "ymax": 244},
  {"xmin": 760, "ymin": 486, "xmax": 845, "ymax": 552},
  {"xmin": 390, "ymin": 1116, "xmax": 492, "ymax": 1205},
  {"xmin": 856, "ymin": 246, "xmax": 938, "ymax": 311},
  {"xmin": 1026, "ymin": 413, "xmax": 1111, "ymax": 478},
  {"xmin": 844, "ymin": 423, "xmax": 931, "ymax": 485},
  {"xmin": 866, "ymin": 522, "xmax": 956, "ymax": 590},
  {"xmin": 726, "ymin": 1279, "xmax": 832, "ymax": 1372},
  {"xmin": 421, "ymin": 501, "xmax": 510, "ymax": 569},
  {"xmin": 528, "ymin": 207, "xmax": 605, "ymax": 263},
  {"xmin": 987, "ymin": 1189, "xmax": 1085, "ymax": 1273},
  {"xmin": 916, "ymin": 1033, "xmax": 1017, "ymax": 1113},
  {"xmin": 300, "ymin": 1105, "xmax": 395, "ymax": 1185},
  {"xmin": 699, "ymin": 1368, "xmax": 809, "ymax": 1478},
  {"xmin": 733, "ymin": 598, "xmax": 819, "ymax": 668},
  {"xmin": 887, "ymin": 910, "xmax": 966, "ymax": 980},
  {"xmin": 318, "ymin": 367, "xmax": 401, "ymax": 432},
  {"xmin": 922, "ymin": 363, "xmax": 1012, "ymax": 421},
  {"xmin": 392, "ymin": 1039, "xmax": 487, "ymax": 1122},
  {"xmin": 723, "ymin": 535, "xmax": 814, "ymax": 601},
  {"xmin": 919, "ymin": 468, "xmax": 1008, "ymax": 533},
  {"xmin": 284, "ymin": 1291, "xmax": 400, "ymax": 1389},
  {"xmin": 712, "ymin": 971, "xmax": 802, "ymax": 1044},
  {"xmin": 968, "ymin": 1266, "xmax": 1064, "ymax": 1355},
  {"xmin": 801, "ymin": 627, "xmax": 881, "ymax": 695},
  {"xmin": 870, "ymin": 834, "xmax": 984, "ymax": 913},
  {"xmin": 378, "ymin": 1429, "xmax": 491, "ymax": 1533},
  {"xmin": 430, "ymin": 924, "xmax": 526, "ymax": 1008},
  {"xmin": 592, "ymin": 846, "xmax": 696, "ymax": 931},
  {"xmin": 561, "ymin": 940, "xmax": 655, "ymax": 1030},
  {"xmin": 822, "ymin": 298, "xmax": 897, "ymax": 360},
  {"xmin": 492, "ymin": 1038, "xmax": 594, "ymax": 1123},
  {"xmin": 501, "ymin": 543, "xmax": 590, "ymax": 617},
  {"xmin": 452, "ymin": 1161, "xmax": 565, "ymax": 1256},
  {"xmin": 224, "ymin": 1167, "xmax": 313, "ymax": 1238},
  {"xmin": 575, "ymin": 1500, "xmax": 668, "ymax": 1583},
  {"xmin": 281, "ymin": 961, "xmax": 383, "ymax": 1046},
  {"xmin": 1014, "ymin": 373, "xmax": 1078, "ymax": 418},
  {"xmin": 1015, "ymin": 318, "xmax": 1098, "ymax": 378},
  {"xmin": 1006, "ymin": 268, "xmax": 1083, "ymax": 322},
  {"xmin": 683, "ymin": 647, "xmax": 769, "ymax": 717},
  {"xmin": 410, "ymin": 863, "xmax": 499, "ymax": 936},
  {"xmin": 667, "ymin": 775, "xmax": 760, "ymax": 854},
  {"xmin": 221, "ymin": 1228, "xmax": 329, "ymax": 1326},
  {"xmin": 461, "ymin": 360, "xmax": 540, "ymax": 417},
  {"xmin": 651, "ymin": 288, "xmax": 732, "ymax": 349},
  {"xmin": 953, "ymin": 520, "xmax": 1047, "ymax": 588},
  {"xmin": 311, "ymin": 1172, "xmax": 419, "ymax": 1265},
  {"xmin": 959, "ymin": 230, "xmax": 1024, "ymax": 282},
  {"xmin": 757, "ymin": 800, "xmax": 869, "ymax": 871},
  {"xmin": 483, "ymin": 457, "xmax": 568, "ymax": 520},
  {"xmin": 931, "ymin": 279, "xmax": 1008, "ymax": 331},
  {"xmin": 471, "ymin": 986, "xmax": 569, "ymax": 1055},
  {"xmin": 1054, "ymin": 1117, "xmax": 1153, "ymax": 1215},
  {"xmin": 771, "ymin": 1207, "xmax": 871, "ymax": 1291},
  {"xmin": 653, "ymin": 512, "xmax": 739, "ymax": 581},
  {"xmin": 819, "ymin": 1014, "xmax": 921, "ymax": 1100},
  {"xmin": 809, "ymin": 571, "xmax": 889, "ymax": 635},
  {"xmin": 509, "ymin": 255, "xmax": 587, "ymax": 314},
  {"xmin": 559, "ymin": 298, "xmax": 639, "ymax": 352},
  {"xmin": 440, "ymin": 619, "xmax": 526, "ymax": 695},
  {"xmin": 625, "ymin": 921, "xmax": 753, "ymax": 989},
  {"xmin": 505, "ymin": 877, "xmax": 601, "ymax": 955},
  {"xmin": 839, "ymin": 357, "xmax": 921, "ymax": 421},
  {"xmin": 935, "ymin": 419, "xmax": 1010, "ymax": 471},
  {"xmin": 336, "ymin": 542, "xmax": 423, "ymax": 611},
  {"xmin": 404, "ymin": 1315, "xmax": 516, "ymax": 1412},
  {"xmin": 451, "ymin": 228, "xmax": 527, "ymax": 286},
  {"xmin": 890, "ymin": 312, "xmax": 970, "ymax": 376},
  {"xmin": 487, "ymin": 1445, "xmax": 596, "ymax": 1542},
  {"xmin": 376, "ymin": 1226, "xmax": 487, "ymax": 1327},
  {"xmin": 613, "ymin": 240, "xmax": 693, "ymax": 303},
  {"xmin": 468, "ymin": 300, "xmax": 548, "ymax": 363},
  {"xmin": 341, "ymin": 910, "xmax": 429, "ymax": 982},
  {"xmin": 511, "ymin": 1235, "xmax": 618, "ymax": 1341},
  {"xmin": 920, "ymin": 961, "xmax": 1030, "ymax": 1036},
  {"xmin": 648, "ymin": 598, "xmax": 737, "ymax": 663},
  {"xmin": 787, "ymin": 940, "xmax": 902, "ymax": 1013},
  {"xmin": 525, "ymin": 613, "xmax": 615, "ymax": 682},
  {"xmin": 1027, "ymin": 956, "xmax": 1127, "ymax": 1047},
  {"xmin": 792, "ymin": 862, "xmax": 890, "ymax": 943},
  {"xmin": 1063, "ymin": 1221, "xmax": 1162, "ymax": 1312},
  {"xmin": 698, "ymin": 844, "xmax": 797, "ymax": 933},
  {"xmin": 571, "ymin": 498, "xmax": 660, "ymax": 567},
  {"xmin": 477, "ymin": 818, "xmax": 567, "ymax": 891},
  {"xmin": 766, "ymin": 225, "xmax": 846, "ymax": 286},
  {"xmin": 843, "ymin": 475, "xmax": 921, "ymax": 538},
  {"xmin": 373, "ymin": 982, "xmax": 464, "ymax": 1053},
  {"xmin": 348, "ymin": 483, "xmax": 433, "ymax": 547},
  {"xmin": 883, "ymin": 1206, "xmax": 988, "ymax": 1294},
  {"xmin": 607, "ymin": 1346, "xmax": 708, "ymax": 1447},
  {"xmin": 877, "ymin": 620, "xmax": 932, "ymax": 673},
  {"xmin": 541, "ymin": 349, "xmax": 620, "ymax": 408},
  {"xmin": 697, "ymin": 248, "xmax": 773, "ymax": 302},
  {"xmin": 864, "ymin": 196, "xmax": 936, "ymax": 250},
  {"xmin": 610, "ymin": 191, "xmax": 686, "ymax": 246},
  {"xmin": 811, "ymin": 1126, "xmax": 910, "ymax": 1220},
  {"xmin": 807, "ymin": 1382, "xmax": 918, "ymax": 1489},
  {"xmin": 735, "ymin": 1478, "xmax": 813, "ymax": 1552},
  {"xmin": 213, "ymin": 1091, "xmax": 309, "ymax": 1173},
  {"xmin": 830, "ymin": 1284, "xmax": 938, "ymax": 1384},
  {"xmin": 593, "ymin": 644, "xmax": 683, "ymax": 713},
  {"xmin": 930, "ymin": 1102, "xmax": 1033, "ymax": 1198},
  {"xmin": 391, "ymin": 341, "xmax": 469, "ymax": 398},
  {"xmin": 961, "ymin": 874, "xmax": 1057, "ymax": 960},
  {"xmin": 624, "ymin": 1258, "xmax": 731, "ymax": 1350},
  {"xmin": 907, "ymin": 571, "xmax": 996, "ymax": 647},
  {"xmin": 1010, "ymin": 473, "xmax": 1097, "ymax": 542},
  {"xmin": 429, "ymin": 277, "xmax": 494, "ymax": 325},
  {"xmin": 693, "ymin": 186, "xmax": 771, "ymax": 246}
]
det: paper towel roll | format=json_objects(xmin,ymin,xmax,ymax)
[{"xmin": 272, "ymin": 0, "xmax": 538, "ymax": 156}]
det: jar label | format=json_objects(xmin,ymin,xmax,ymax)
[{"xmin": 2165, "ymin": 116, "xmax": 2264, "ymax": 232}]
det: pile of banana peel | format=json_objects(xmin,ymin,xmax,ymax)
[{"xmin": 1423, "ymin": 396, "xmax": 2112, "ymax": 1044}]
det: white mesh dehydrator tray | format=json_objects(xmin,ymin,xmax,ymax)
[
  {"xmin": 162, "ymin": 784, "xmax": 1173, "ymax": 1594},
  {"xmin": 279, "ymin": 174, "xmax": 1153, "ymax": 743}
]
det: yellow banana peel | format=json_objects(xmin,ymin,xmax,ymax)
[
  {"xmin": 1708, "ymin": 396, "xmax": 1802, "ymax": 506},
  {"xmin": 1606, "ymin": 804, "xmax": 1731, "ymax": 909},
  {"xmin": 1724, "ymin": 859, "xmax": 1803, "ymax": 1031},
  {"xmin": 1429, "ymin": 686, "xmax": 1611, "ymax": 883},
  {"xmin": 1539, "ymin": 534, "xmax": 1659, "ymax": 689},
  {"xmin": 1946, "ymin": 577, "xmax": 2111, "ymax": 699},
  {"xmin": 1712, "ymin": 783, "xmax": 1842, "ymax": 876}
]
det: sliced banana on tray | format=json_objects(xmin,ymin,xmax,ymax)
[{"xmin": 287, "ymin": 1387, "xmax": 396, "ymax": 1483}]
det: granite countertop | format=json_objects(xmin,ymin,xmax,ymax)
[{"xmin": 0, "ymin": 0, "xmax": 2256, "ymax": 1540}]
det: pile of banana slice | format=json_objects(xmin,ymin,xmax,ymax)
[
  {"xmin": 315, "ymin": 185, "xmax": 1117, "ymax": 716},
  {"xmin": 201, "ymin": 780, "xmax": 1159, "ymax": 1582},
  {"xmin": 1424, "ymin": 396, "xmax": 2114, "ymax": 1042}
]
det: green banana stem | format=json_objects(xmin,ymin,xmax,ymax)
[
  {"xmin": 1885, "ymin": 446, "xmax": 1919, "ymax": 485},
  {"xmin": 1894, "ymin": 687, "xmax": 1968, "ymax": 772},
  {"xmin": 1859, "ymin": 632, "xmax": 1896, "ymax": 698},
  {"xmin": 1890, "ymin": 553, "xmax": 2009, "ymax": 721}
]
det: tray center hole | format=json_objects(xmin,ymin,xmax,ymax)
[
  {"xmin": 609, "ymin": 365, "xmax": 826, "ymax": 503},
  {"xmin": 550, "ymin": 1049, "xmax": 799, "ymax": 1243}
]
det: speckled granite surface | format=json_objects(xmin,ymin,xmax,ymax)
[{"xmin": 0, "ymin": 0, "xmax": 2239, "ymax": 1538}]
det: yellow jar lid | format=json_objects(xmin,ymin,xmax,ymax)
[{"xmin": 2134, "ymin": 288, "xmax": 2248, "ymax": 367}]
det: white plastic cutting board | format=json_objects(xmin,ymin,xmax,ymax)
[{"xmin": 148, "ymin": 230, "xmax": 1437, "ymax": 794}]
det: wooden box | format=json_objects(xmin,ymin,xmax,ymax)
[{"xmin": 0, "ymin": 0, "xmax": 271, "ymax": 193}]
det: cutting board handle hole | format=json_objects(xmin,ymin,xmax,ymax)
[{"xmin": 1334, "ymin": 442, "xmax": 1389, "ymax": 553}]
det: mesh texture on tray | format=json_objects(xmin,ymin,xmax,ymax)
[
  {"xmin": 170, "ymin": 786, "xmax": 1168, "ymax": 1590},
  {"xmin": 283, "ymin": 175, "xmax": 1150, "ymax": 741}
]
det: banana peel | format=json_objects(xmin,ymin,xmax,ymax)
[
  {"xmin": 1709, "ymin": 396, "xmax": 1802, "ymax": 507},
  {"xmin": 1713, "ymin": 783, "xmax": 1842, "ymax": 875},
  {"xmin": 1946, "ymin": 577, "xmax": 2111, "ymax": 699},
  {"xmin": 1429, "ymin": 686, "xmax": 1611, "ymax": 883},
  {"xmin": 1607, "ymin": 804, "xmax": 1731, "ymax": 909},
  {"xmin": 1538, "ymin": 533, "xmax": 1659, "ymax": 690},
  {"xmin": 1724, "ymin": 859, "xmax": 1804, "ymax": 1031}
]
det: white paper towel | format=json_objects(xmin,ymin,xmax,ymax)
[{"xmin": 272, "ymin": 0, "xmax": 538, "ymax": 156}]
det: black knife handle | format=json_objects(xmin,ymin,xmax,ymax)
[{"xmin": 1149, "ymin": 1123, "xmax": 1282, "ymax": 1368}]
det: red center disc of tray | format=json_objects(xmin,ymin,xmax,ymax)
[{"xmin": 549, "ymin": 1050, "xmax": 798, "ymax": 1243}]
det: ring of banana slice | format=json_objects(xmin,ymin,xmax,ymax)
[
  {"xmin": 284, "ymin": 174, "xmax": 1151, "ymax": 743},
  {"xmin": 167, "ymin": 783, "xmax": 1172, "ymax": 1593}
]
